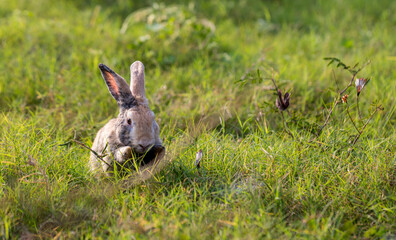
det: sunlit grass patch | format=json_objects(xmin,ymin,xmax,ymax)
[{"xmin": 1, "ymin": 0, "xmax": 395, "ymax": 238}]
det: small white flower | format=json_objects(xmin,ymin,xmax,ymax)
[
  {"xmin": 195, "ymin": 149, "xmax": 203, "ymax": 169},
  {"xmin": 355, "ymin": 78, "xmax": 370, "ymax": 96}
]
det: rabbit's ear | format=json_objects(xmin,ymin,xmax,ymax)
[
  {"xmin": 130, "ymin": 61, "xmax": 147, "ymax": 101},
  {"xmin": 99, "ymin": 64, "xmax": 137, "ymax": 109}
]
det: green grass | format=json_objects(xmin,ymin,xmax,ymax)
[{"xmin": 1, "ymin": 0, "xmax": 396, "ymax": 238}]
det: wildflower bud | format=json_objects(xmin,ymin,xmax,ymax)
[
  {"xmin": 275, "ymin": 90, "xmax": 290, "ymax": 111},
  {"xmin": 195, "ymin": 149, "xmax": 203, "ymax": 169},
  {"xmin": 342, "ymin": 94, "xmax": 348, "ymax": 103}
]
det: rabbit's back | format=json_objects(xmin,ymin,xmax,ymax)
[{"xmin": 89, "ymin": 118, "xmax": 119, "ymax": 172}]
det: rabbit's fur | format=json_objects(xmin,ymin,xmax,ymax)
[{"xmin": 89, "ymin": 61, "xmax": 165, "ymax": 175}]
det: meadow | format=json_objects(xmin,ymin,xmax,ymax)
[{"xmin": 1, "ymin": 0, "xmax": 395, "ymax": 238}]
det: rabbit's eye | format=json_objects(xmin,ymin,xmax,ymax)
[{"xmin": 127, "ymin": 119, "xmax": 132, "ymax": 125}]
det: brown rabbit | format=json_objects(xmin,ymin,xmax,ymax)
[{"xmin": 89, "ymin": 61, "xmax": 165, "ymax": 175}]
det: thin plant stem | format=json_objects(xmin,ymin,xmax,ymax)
[
  {"xmin": 318, "ymin": 97, "xmax": 338, "ymax": 136},
  {"xmin": 280, "ymin": 110, "xmax": 294, "ymax": 139},
  {"xmin": 356, "ymin": 95, "xmax": 363, "ymax": 122},
  {"xmin": 347, "ymin": 106, "xmax": 382, "ymax": 157},
  {"xmin": 317, "ymin": 73, "xmax": 358, "ymax": 136},
  {"xmin": 345, "ymin": 102, "xmax": 360, "ymax": 133},
  {"xmin": 271, "ymin": 77, "xmax": 279, "ymax": 92},
  {"xmin": 71, "ymin": 139, "xmax": 112, "ymax": 168},
  {"xmin": 339, "ymin": 73, "xmax": 357, "ymax": 96},
  {"xmin": 286, "ymin": 109, "xmax": 292, "ymax": 118},
  {"xmin": 351, "ymin": 107, "xmax": 381, "ymax": 145}
]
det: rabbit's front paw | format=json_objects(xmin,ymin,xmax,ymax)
[{"xmin": 115, "ymin": 146, "xmax": 133, "ymax": 163}]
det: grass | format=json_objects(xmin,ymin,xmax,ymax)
[{"xmin": 1, "ymin": 0, "xmax": 396, "ymax": 238}]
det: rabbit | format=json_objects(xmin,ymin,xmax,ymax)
[{"xmin": 89, "ymin": 61, "xmax": 165, "ymax": 175}]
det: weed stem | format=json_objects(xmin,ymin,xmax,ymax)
[
  {"xmin": 357, "ymin": 95, "xmax": 363, "ymax": 122},
  {"xmin": 70, "ymin": 139, "xmax": 112, "ymax": 168},
  {"xmin": 345, "ymin": 103, "xmax": 360, "ymax": 133},
  {"xmin": 317, "ymin": 73, "xmax": 358, "ymax": 136},
  {"xmin": 351, "ymin": 106, "xmax": 381, "ymax": 145}
]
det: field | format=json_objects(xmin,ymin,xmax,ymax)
[{"xmin": 1, "ymin": 0, "xmax": 396, "ymax": 239}]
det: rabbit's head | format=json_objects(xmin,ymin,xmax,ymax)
[{"xmin": 99, "ymin": 61, "xmax": 162, "ymax": 154}]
